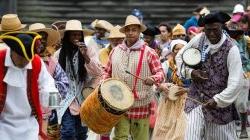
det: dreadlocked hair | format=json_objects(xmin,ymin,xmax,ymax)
[{"xmin": 58, "ymin": 31, "xmax": 87, "ymax": 82}]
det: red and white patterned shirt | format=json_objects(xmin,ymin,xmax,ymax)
[{"xmin": 103, "ymin": 39, "xmax": 164, "ymax": 119}]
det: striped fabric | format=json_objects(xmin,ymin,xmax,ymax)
[{"xmin": 185, "ymin": 106, "xmax": 237, "ymax": 140}]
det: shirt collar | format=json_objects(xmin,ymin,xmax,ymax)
[
  {"xmin": 5, "ymin": 48, "xmax": 32, "ymax": 70},
  {"xmin": 119, "ymin": 39, "xmax": 145, "ymax": 51}
]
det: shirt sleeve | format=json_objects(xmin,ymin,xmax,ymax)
[
  {"xmin": 213, "ymin": 45, "xmax": 243, "ymax": 108},
  {"xmin": 38, "ymin": 59, "xmax": 58, "ymax": 107},
  {"xmin": 175, "ymin": 33, "xmax": 202, "ymax": 79},
  {"xmin": 84, "ymin": 46, "xmax": 103, "ymax": 87},
  {"xmin": 102, "ymin": 48, "xmax": 115, "ymax": 80},
  {"xmin": 147, "ymin": 49, "xmax": 165, "ymax": 84},
  {"xmin": 53, "ymin": 63, "xmax": 69, "ymax": 99}
]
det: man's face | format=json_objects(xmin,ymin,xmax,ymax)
[
  {"xmin": 69, "ymin": 31, "xmax": 83, "ymax": 45},
  {"xmin": 109, "ymin": 38, "xmax": 124, "ymax": 48},
  {"xmin": 143, "ymin": 35, "xmax": 154, "ymax": 45},
  {"xmin": 95, "ymin": 27, "xmax": 107, "ymax": 39},
  {"xmin": 124, "ymin": 25, "xmax": 141, "ymax": 46},
  {"xmin": 173, "ymin": 34, "xmax": 186, "ymax": 41},
  {"xmin": 159, "ymin": 26, "xmax": 170, "ymax": 41},
  {"xmin": 204, "ymin": 23, "xmax": 222, "ymax": 44},
  {"xmin": 10, "ymin": 51, "xmax": 29, "ymax": 68}
]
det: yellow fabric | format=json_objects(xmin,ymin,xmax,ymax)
[
  {"xmin": 152, "ymin": 93, "xmax": 187, "ymax": 140},
  {"xmin": 99, "ymin": 46, "xmax": 112, "ymax": 66},
  {"xmin": 167, "ymin": 59, "xmax": 183, "ymax": 86}
]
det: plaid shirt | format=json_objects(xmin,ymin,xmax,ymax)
[{"xmin": 103, "ymin": 39, "xmax": 164, "ymax": 119}]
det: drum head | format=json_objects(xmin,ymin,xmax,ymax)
[
  {"xmin": 182, "ymin": 48, "xmax": 201, "ymax": 66},
  {"xmin": 100, "ymin": 79, "xmax": 134, "ymax": 111}
]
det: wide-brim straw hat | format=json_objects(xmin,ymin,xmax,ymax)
[
  {"xmin": 108, "ymin": 25, "xmax": 125, "ymax": 39},
  {"xmin": 120, "ymin": 15, "xmax": 146, "ymax": 33},
  {"xmin": 63, "ymin": 20, "xmax": 95, "ymax": 36},
  {"xmin": 0, "ymin": 14, "xmax": 26, "ymax": 31},
  {"xmin": 92, "ymin": 19, "xmax": 113, "ymax": 32},
  {"xmin": 29, "ymin": 23, "xmax": 60, "ymax": 47}
]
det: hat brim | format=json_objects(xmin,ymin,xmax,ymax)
[
  {"xmin": 0, "ymin": 24, "xmax": 26, "ymax": 31},
  {"xmin": 119, "ymin": 24, "xmax": 147, "ymax": 33},
  {"xmin": 31, "ymin": 28, "xmax": 60, "ymax": 47},
  {"xmin": 198, "ymin": 12, "xmax": 231, "ymax": 27},
  {"xmin": 62, "ymin": 29, "xmax": 95, "ymax": 37}
]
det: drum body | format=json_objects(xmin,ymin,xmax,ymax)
[
  {"xmin": 182, "ymin": 47, "xmax": 201, "ymax": 69},
  {"xmin": 80, "ymin": 79, "xmax": 134, "ymax": 134}
]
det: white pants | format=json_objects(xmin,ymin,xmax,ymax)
[
  {"xmin": 235, "ymin": 78, "xmax": 249, "ymax": 113},
  {"xmin": 185, "ymin": 106, "xmax": 237, "ymax": 140}
]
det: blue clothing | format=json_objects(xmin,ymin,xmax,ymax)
[
  {"xmin": 53, "ymin": 63, "xmax": 69, "ymax": 99},
  {"xmin": 93, "ymin": 35, "xmax": 109, "ymax": 48},
  {"xmin": 236, "ymin": 37, "xmax": 250, "ymax": 72},
  {"xmin": 61, "ymin": 109, "xmax": 88, "ymax": 140},
  {"xmin": 183, "ymin": 16, "xmax": 198, "ymax": 30}
]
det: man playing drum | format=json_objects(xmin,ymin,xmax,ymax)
[
  {"xmin": 103, "ymin": 15, "xmax": 164, "ymax": 140},
  {"xmin": 176, "ymin": 12, "xmax": 243, "ymax": 140}
]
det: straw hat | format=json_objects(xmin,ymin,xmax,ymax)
[
  {"xmin": 120, "ymin": 15, "xmax": 146, "ymax": 33},
  {"xmin": 233, "ymin": 4, "xmax": 244, "ymax": 14},
  {"xmin": 172, "ymin": 24, "xmax": 186, "ymax": 36},
  {"xmin": 107, "ymin": 25, "xmax": 125, "ymax": 39},
  {"xmin": 0, "ymin": 14, "xmax": 26, "ymax": 31},
  {"xmin": 93, "ymin": 19, "xmax": 113, "ymax": 32},
  {"xmin": 29, "ymin": 23, "xmax": 60, "ymax": 47},
  {"xmin": 63, "ymin": 20, "xmax": 94, "ymax": 36}
]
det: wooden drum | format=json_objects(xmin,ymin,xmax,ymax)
[{"xmin": 80, "ymin": 78, "xmax": 134, "ymax": 134}]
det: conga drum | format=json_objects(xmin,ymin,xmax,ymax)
[{"xmin": 80, "ymin": 78, "xmax": 134, "ymax": 134}]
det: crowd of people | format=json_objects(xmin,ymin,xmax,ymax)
[{"xmin": 0, "ymin": 3, "xmax": 250, "ymax": 140}]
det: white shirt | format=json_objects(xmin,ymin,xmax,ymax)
[
  {"xmin": 176, "ymin": 33, "xmax": 242, "ymax": 108},
  {"xmin": 0, "ymin": 48, "xmax": 58, "ymax": 140}
]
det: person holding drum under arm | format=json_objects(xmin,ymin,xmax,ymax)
[
  {"xmin": 57, "ymin": 20, "xmax": 102, "ymax": 140},
  {"xmin": 175, "ymin": 12, "xmax": 242, "ymax": 140},
  {"xmin": 152, "ymin": 39, "xmax": 188, "ymax": 140},
  {"xmin": 103, "ymin": 15, "xmax": 164, "ymax": 140}
]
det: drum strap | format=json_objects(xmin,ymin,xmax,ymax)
[{"xmin": 132, "ymin": 45, "xmax": 146, "ymax": 99}]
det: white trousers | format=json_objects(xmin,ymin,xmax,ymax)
[
  {"xmin": 235, "ymin": 78, "xmax": 249, "ymax": 113},
  {"xmin": 185, "ymin": 106, "xmax": 237, "ymax": 140}
]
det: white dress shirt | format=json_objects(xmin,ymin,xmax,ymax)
[
  {"xmin": 0, "ymin": 48, "xmax": 58, "ymax": 140},
  {"xmin": 176, "ymin": 33, "xmax": 242, "ymax": 108}
]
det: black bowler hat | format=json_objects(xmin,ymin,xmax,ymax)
[
  {"xmin": 142, "ymin": 25, "xmax": 160, "ymax": 37},
  {"xmin": 198, "ymin": 11, "xmax": 231, "ymax": 27}
]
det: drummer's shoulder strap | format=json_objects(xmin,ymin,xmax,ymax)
[{"xmin": 132, "ymin": 45, "xmax": 146, "ymax": 99}]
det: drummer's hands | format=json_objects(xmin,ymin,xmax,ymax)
[
  {"xmin": 191, "ymin": 69, "xmax": 208, "ymax": 82},
  {"xmin": 144, "ymin": 77, "xmax": 155, "ymax": 86},
  {"xmin": 204, "ymin": 98, "xmax": 217, "ymax": 109}
]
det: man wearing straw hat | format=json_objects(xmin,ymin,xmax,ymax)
[
  {"xmin": 91, "ymin": 19, "xmax": 113, "ymax": 51},
  {"xmin": 57, "ymin": 19, "xmax": 102, "ymax": 140},
  {"xmin": 176, "ymin": 12, "xmax": 242, "ymax": 140},
  {"xmin": 0, "ymin": 31, "xmax": 58, "ymax": 140},
  {"xmin": 29, "ymin": 23, "xmax": 69, "ymax": 139},
  {"xmin": 103, "ymin": 15, "xmax": 164, "ymax": 140},
  {"xmin": 0, "ymin": 14, "xmax": 26, "ymax": 50},
  {"xmin": 99, "ymin": 25, "xmax": 125, "ymax": 66}
]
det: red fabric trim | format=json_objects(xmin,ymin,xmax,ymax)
[
  {"xmin": 29, "ymin": 55, "xmax": 47, "ymax": 139},
  {"xmin": 132, "ymin": 45, "xmax": 146, "ymax": 99},
  {"xmin": 0, "ymin": 50, "xmax": 7, "ymax": 113}
]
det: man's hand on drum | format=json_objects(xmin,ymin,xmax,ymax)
[
  {"xmin": 191, "ymin": 69, "xmax": 208, "ymax": 82},
  {"xmin": 144, "ymin": 77, "xmax": 155, "ymax": 86}
]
